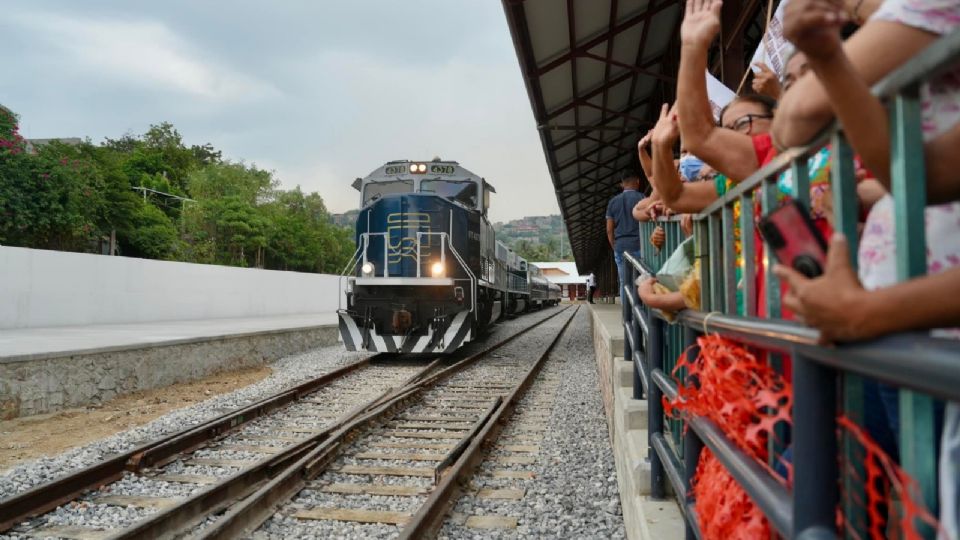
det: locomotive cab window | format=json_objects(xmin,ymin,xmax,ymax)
[
  {"xmin": 362, "ymin": 179, "xmax": 413, "ymax": 206},
  {"xmin": 420, "ymin": 179, "xmax": 478, "ymax": 209}
]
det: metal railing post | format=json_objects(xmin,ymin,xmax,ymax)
[
  {"xmin": 793, "ymin": 351, "xmax": 838, "ymax": 537},
  {"xmin": 891, "ymin": 88, "xmax": 939, "ymax": 531},
  {"xmin": 628, "ymin": 261, "xmax": 644, "ymax": 400},
  {"xmin": 682, "ymin": 325, "xmax": 703, "ymax": 540},
  {"xmin": 648, "ymin": 313, "xmax": 666, "ymax": 500},
  {"xmin": 831, "ymin": 132, "xmax": 867, "ymax": 538},
  {"xmin": 623, "ymin": 265, "xmax": 633, "ymax": 365}
]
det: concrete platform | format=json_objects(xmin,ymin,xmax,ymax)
[
  {"xmin": 589, "ymin": 304, "xmax": 683, "ymax": 540},
  {"xmin": 0, "ymin": 314, "xmax": 339, "ymax": 419}
]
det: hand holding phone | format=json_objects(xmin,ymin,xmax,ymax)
[{"xmin": 757, "ymin": 199, "xmax": 828, "ymax": 278}]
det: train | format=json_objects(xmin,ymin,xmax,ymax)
[{"xmin": 337, "ymin": 158, "xmax": 561, "ymax": 354}]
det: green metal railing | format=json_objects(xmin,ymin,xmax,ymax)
[{"xmin": 622, "ymin": 29, "xmax": 960, "ymax": 539}]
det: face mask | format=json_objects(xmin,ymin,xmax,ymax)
[{"xmin": 678, "ymin": 155, "xmax": 704, "ymax": 182}]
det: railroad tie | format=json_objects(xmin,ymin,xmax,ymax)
[
  {"xmin": 216, "ymin": 444, "xmax": 284, "ymax": 454},
  {"xmin": 498, "ymin": 444, "xmax": 539, "ymax": 453},
  {"xmin": 310, "ymin": 482, "xmax": 429, "ymax": 497},
  {"xmin": 464, "ymin": 515, "xmax": 519, "ymax": 529},
  {"xmin": 399, "ymin": 415, "xmax": 477, "ymax": 423},
  {"xmin": 153, "ymin": 473, "xmax": 221, "ymax": 485},
  {"xmin": 476, "ymin": 488, "xmax": 526, "ymax": 500},
  {"xmin": 493, "ymin": 455, "xmax": 537, "ymax": 465},
  {"xmin": 512, "ymin": 423, "xmax": 548, "ymax": 433},
  {"xmin": 381, "ymin": 430, "xmax": 463, "ymax": 440},
  {"xmin": 287, "ymin": 426, "xmax": 329, "ymax": 434},
  {"xmin": 95, "ymin": 495, "xmax": 183, "ymax": 509},
  {"xmin": 333, "ymin": 465, "xmax": 435, "ymax": 477},
  {"xmin": 294, "ymin": 508, "xmax": 412, "ymax": 525},
  {"xmin": 187, "ymin": 458, "xmax": 259, "ymax": 468},
  {"xmin": 238, "ymin": 435, "xmax": 305, "ymax": 443},
  {"xmin": 391, "ymin": 422, "xmax": 472, "ymax": 430},
  {"xmin": 354, "ymin": 451, "xmax": 447, "ymax": 461},
  {"xmin": 486, "ymin": 469, "xmax": 535, "ymax": 480},
  {"xmin": 26, "ymin": 525, "xmax": 112, "ymax": 540},
  {"xmin": 369, "ymin": 441, "xmax": 456, "ymax": 450}
]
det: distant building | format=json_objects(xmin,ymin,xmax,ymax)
[
  {"xmin": 532, "ymin": 261, "xmax": 588, "ymax": 301},
  {"xmin": 25, "ymin": 138, "xmax": 82, "ymax": 154}
]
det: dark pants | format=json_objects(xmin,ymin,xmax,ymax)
[{"xmin": 588, "ymin": 286, "xmax": 596, "ymax": 303}]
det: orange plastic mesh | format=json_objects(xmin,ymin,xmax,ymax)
[
  {"xmin": 836, "ymin": 416, "xmax": 940, "ymax": 539},
  {"xmin": 664, "ymin": 334, "xmax": 939, "ymax": 539}
]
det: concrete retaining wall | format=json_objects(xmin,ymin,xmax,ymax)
[
  {"xmin": 0, "ymin": 246, "xmax": 343, "ymax": 329},
  {"xmin": 0, "ymin": 325, "xmax": 338, "ymax": 419}
]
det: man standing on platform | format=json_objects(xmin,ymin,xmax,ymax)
[
  {"xmin": 586, "ymin": 272, "xmax": 597, "ymax": 303},
  {"xmin": 606, "ymin": 172, "xmax": 644, "ymax": 306}
]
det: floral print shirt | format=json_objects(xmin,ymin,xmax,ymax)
[{"xmin": 864, "ymin": 1, "xmax": 960, "ymax": 537}]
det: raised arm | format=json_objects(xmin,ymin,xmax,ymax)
[
  {"xmin": 637, "ymin": 131, "xmax": 655, "ymax": 181},
  {"xmin": 677, "ymin": 0, "xmax": 761, "ymax": 182},
  {"xmin": 780, "ymin": 0, "xmax": 956, "ymax": 202},
  {"xmin": 650, "ymin": 103, "xmax": 719, "ymax": 213},
  {"xmin": 772, "ymin": 9, "xmax": 943, "ymax": 150}
]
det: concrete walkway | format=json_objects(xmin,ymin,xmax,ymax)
[
  {"xmin": 589, "ymin": 303, "xmax": 684, "ymax": 540},
  {"xmin": 0, "ymin": 314, "xmax": 337, "ymax": 362}
]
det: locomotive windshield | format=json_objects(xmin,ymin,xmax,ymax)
[
  {"xmin": 363, "ymin": 179, "xmax": 413, "ymax": 205},
  {"xmin": 420, "ymin": 179, "xmax": 477, "ymax": 208}
]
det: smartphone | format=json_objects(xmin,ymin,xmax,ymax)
[{"xmin": 756, "ymin": 199, "xmax": 828, "ymax": 278}]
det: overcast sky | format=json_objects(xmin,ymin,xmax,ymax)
[{"xmin": 2, "ymin": 1, "xmax": 560, "ymax": 222}]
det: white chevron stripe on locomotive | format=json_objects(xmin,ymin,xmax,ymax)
[{"xmin": 337, "ymin": 310, "xmax": 471, "ymax": 353}]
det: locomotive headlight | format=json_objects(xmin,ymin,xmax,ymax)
[
  {"xmin": 409, "ymin": 164, "xmax": 418, "ymax": 173},
  {"xmin": 361, "ymin": 262, "xmax": 375, "ymax": 276},
  {"xmin": 417, "ymin": 163, "xmax": 427, "ymax": 173},
  {"xmin": 430, "ymin": 261, "xmax": 445, "ymax": 277}
]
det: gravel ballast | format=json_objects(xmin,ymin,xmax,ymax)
[
  {"xmin": 439, "ymin": 307, "xmax": 626, "ymax": 539},
  {"xmin": 1, "ymin": 306, "xmax": 607, "ymax": 540},
  {"xmin": 0, "ymin": 344, "xmax": 371, "ymax": 501}
]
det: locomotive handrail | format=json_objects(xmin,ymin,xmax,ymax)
[
  {"xmin": 415, "ymin": 231, "xmax": 477, "ymax": 315},
  {"xmin": 338, "ymin": 244, "xmax": 364, "ymax": 311},
  {"xmin": 357, "ymin": 232, "xmax": 391, "ymax": 278}
]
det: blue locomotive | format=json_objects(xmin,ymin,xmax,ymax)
[{"xmin": 338, "ymin": 159, "xmax": 560, "ymax": 353}]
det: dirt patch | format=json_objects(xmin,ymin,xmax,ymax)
[{"xmin": 0, "ymin": 365, "xmax": 272, "ymax": 472}]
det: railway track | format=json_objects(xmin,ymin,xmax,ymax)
[
  {"xmin": 197, "ymin": 306, "xmax": 578, "ymax": 539},
  {"xmin": 0, "ymin": 306, "xmax": 571, "ymax": 539}
]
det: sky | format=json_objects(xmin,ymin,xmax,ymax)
[{"xmin": 1, "ymin": 1, "xmax": 560, "ymax": 222}]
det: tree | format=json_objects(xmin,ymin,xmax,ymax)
[
  {"xmin": 1, "ymin": 112, "xmax": 353, "ymax": 274},
  {"xmin": 125, "ymin": 202, "xmax": 179, "ymax": 259}
]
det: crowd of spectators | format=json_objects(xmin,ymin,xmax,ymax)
[{"xmin": 611, "ymin": 0, "xmax": 960, "ymax": 534}]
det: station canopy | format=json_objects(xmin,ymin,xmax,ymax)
[{"xmin": 503, "ymin": 0, "xmax": 771, "ymax": 271}]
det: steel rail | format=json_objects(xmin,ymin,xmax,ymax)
[
  {"xmin": 107, "ymin": 354, "xmax": 449, "ymax": 540},
  {"xmin": 399, "ymin": 306, "xmax": 580, "ymax": 539},
  {"xmin": 195, "ymin": 306, "xmax": 572, "ymax": 540},
  {"xmin": 0, "ymin": 354, "xmax": 379, "ymax": 533}
]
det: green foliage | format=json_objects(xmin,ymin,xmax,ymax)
[
  {"xmin": 126, "ymin": 202, "xmax": 178, "ymax": 259},
  {"xmin": 495, "ymin": 215, "xmax": 572, "ymax": 262},
  {"xmin": 0, "ymin": 106, "xmax": 353, "ymax": 274}
]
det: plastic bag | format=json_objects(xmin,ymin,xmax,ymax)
[{"xmin": 656, "ymin": 236, "xmax": 695, "ymax": 291}]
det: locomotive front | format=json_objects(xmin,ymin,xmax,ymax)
[{"xmin": 338, "ymin": 160, "xmax": 499, "ymax": 353}]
